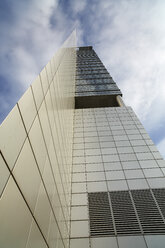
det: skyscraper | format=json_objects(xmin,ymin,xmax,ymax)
[{"xmin": 0, "ymin": 32, "xmax": 165, "ymax": 248}]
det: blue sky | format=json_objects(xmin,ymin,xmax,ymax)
[{"xmin": 0, "ymin": 0, "xmax": 165, "ymax": 158}]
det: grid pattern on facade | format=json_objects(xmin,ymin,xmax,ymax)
[
  {"xmin": 88, "ymin": 189, "xmax": 165, "ymax": 237},
  {"xmin": 71, "ymin": 47, "xmax": 165, "ymax": 248},
  {"xmin": 75, "ymin": 47, "xmax": 121, "ymax": 104},
  {"xmin": 1, "ymin": 41, "xmax": 165, "ymax": 248},
  {"xmin": 0, "ymin": 32, "xmax": 76, "ymax": 248},
  {"xmin": 72, "ymin": 107, "xmax": 165, "ymax": 192},
  {"xmin": 71, "ymin": 101, "xmax": 165, "ymax": 247}
]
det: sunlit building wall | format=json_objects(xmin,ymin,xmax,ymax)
[
  {"xmin": 0, "ymin": 31, "xmax": 76, "ymax": 248},
  {"xmin": 70, "ymin": 46, "xmax": 165, "ymax": 248},
  {"xmin": 1, "ymin": 34, "xmax": 165, "ymax": 248}
]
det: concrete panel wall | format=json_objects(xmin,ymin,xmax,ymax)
[
  {"xmin": 71, "ymin": 106, "xmax": 165, "ymax": 248},
  {"xmin": 0, "ymin": 31, "xmax": 76, "ymax": 248}
]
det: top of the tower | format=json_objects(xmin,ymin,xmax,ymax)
[
  {"xmin": 75, "ymin": 46, "xmax": 122, "ymax": 108},
  {"xmin": 78, "ymin": 46, "xmax": 93, "ymax": 50}
]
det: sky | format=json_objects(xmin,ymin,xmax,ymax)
[{"xmin": 0, "ymin": 0, "xmax": 165, "ymax": 158}]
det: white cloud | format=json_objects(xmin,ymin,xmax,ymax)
[
  {"xmin": 86, "ymin": 0, "xmax": 165, "ymax": 141},
  {"xmin": 0, "ymin": 0, "xmax": 81, "ymax": 122},
  {"xmin": 157, "ymin": 138, "xmax": 165, "ymax": 159},
  {"xmin": 1, "ymin": 0, "xmax": 165, "ymax": 159},
  {"xmin": 70, "ymin": 0, "xmax": 87, "ymax": 14},
  {"xmin": 0, "ymin": 0, "xmax": 61, "ymax": 83}
]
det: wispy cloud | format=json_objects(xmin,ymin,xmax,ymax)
[
  {"xmin": 69, "ymin": 0, "xmax": 87, "ymax": 14},
  {"xmin": 0, "ymin": 0, "xmax": 79, "ymax": 122},
  {"xmin": 0, "ymin": 0, "xmax": 165, "ymax": 158},
  {"xmin": 158, "ymin": 137, "xmax": 165, "ymax": 159},
  {"xmin": 81, "ymin": 0, "xmax": 165, "ymax": 148}
]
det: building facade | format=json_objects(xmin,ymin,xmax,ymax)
[
  {"xmin": 0, "ymin": 33, "xmax": 165, "ymax": 248},
  {"xmin": 71, "ymin": 46, "xmax": 165, "ymax": 248},
  {"xmin": 0, "ymin": 31, "xmax": 76, "ymax": 248}
]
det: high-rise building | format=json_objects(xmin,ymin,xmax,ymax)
[{"xmin": 0, "ymin": 32, "xmax": 165, "ymax": 248}]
